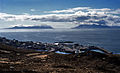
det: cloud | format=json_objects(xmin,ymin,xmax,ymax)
[
  {"xmin": 0, "ymin": 13, "xmax": 30, "ymax": 21},
  {"xmin": 30, "ymin": 9, "xmax": 36, "ymax": 12},
  {"xmin": 0, "ymin": 7, "xmax": 120, "ymax": 28},
  {"xmin": 44, "ymin": 7, "xmax": 90, "ymax": 13},
  {"xmin": 110, "ymin": 9, "xmax": 120, "ymax": 14},
  {"xmin": 44, "ymin": 7, "xmax": 111, "ymax": 14}
]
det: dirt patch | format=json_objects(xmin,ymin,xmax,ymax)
[
  {"xmin": 53, "ymin": 65, "xmax": 74, "ymax": 69},
  {"xmin": 0, "ymin": 61, "xmax": 22, "ymax": 64},
  {"xmin": 0, "ymin": 58, "xmax": 9, "ymax": 61},
  {"xmin": 0, "ymin": 50, "xmax": 11, "ymax": 54},
  {"xmin": 32, "ymin": 55, "xmax": 48, "ymax": 59},
  {"xmin": 26, "ymin": 53, "xmax": 40, "ymax": 57}
]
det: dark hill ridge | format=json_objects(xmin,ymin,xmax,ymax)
[
  {"xmin": 73, "ymin": 24, "xmax": 120, "ymax": 29},
  {"xmin": 6, "ymin": 25, "xmax": 53, "ymax": 29},
  {"xmin": 0, "ymin": 43, "xmax": 120, "ymax": 73}
]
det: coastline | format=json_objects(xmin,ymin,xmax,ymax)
[
  {"xmin": 0, "ymin": 37, "xmax": 113, "ymax": 55},
  {"xmin": 0, "ymin": 28, "xmax": 120, "ymax": 53}
]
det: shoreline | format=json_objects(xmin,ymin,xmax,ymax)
[
  {"xmin": 0, "ymin": 36, "xmax": 113, "ymax": 55},
  {"xmin": 0, "ymin": 28, "xmax": 120, "ymax": 54}
]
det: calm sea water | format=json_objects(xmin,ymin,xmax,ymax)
[{"xmin": 0, "ymin": 28, "xmax": 120, "ymax": 54}]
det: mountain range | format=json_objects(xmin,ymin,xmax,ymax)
[{"xmin": 72, "ymin": 24, "xmax": 120, "ymax": 29}]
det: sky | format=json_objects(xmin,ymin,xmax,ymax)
[{"xmin": 0, "ymin": 0, "xmax": 120, "ymax": 28}]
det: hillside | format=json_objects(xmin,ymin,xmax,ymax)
[{"xmin": 0, "ymin": 43, "xmax": 120, "ymax": 73}]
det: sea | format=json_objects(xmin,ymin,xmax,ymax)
[{"xmin": 0, "ymin": 28, "xmax": 120, "ymax": 54}]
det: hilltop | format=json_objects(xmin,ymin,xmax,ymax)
[{"xmin": 0, "ymin": 43, "xmax": 120, "ymax": 73}]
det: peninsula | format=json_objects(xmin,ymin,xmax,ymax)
[{"xmin": 6, "ymin": 25, "xmax": 53, "ymax": 29}]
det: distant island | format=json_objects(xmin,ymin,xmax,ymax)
[
  {"xmin": 72, "ymin": 24, "xmax": 120, "ymax": 29},
  {"xmin": 6, "ymin": 25, "xmax": 53, "ymax": 29}
]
